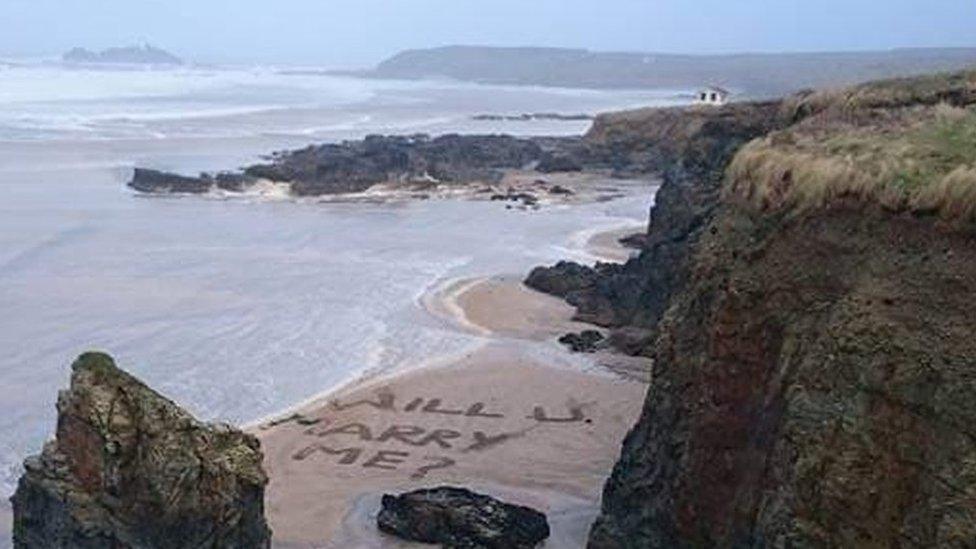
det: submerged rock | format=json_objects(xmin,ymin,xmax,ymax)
[
  {"xmin": 11, "ymin": 352, "xmax": 271, "ymax": 548},
  {"xmin": 377, "ymin": 487, "xmax": 550, "ymax": 548}
]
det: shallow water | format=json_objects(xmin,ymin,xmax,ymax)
[{"xmin": 0, "ymin": 62, "xmax": 668, "ymax": 496}]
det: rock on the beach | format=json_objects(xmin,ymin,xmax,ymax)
[
  {"xmin": 524, "ymin": 261, "xmax": 599, "ymax": 297},
  {"xmin": 558, "ymin": 330, "xmax": 605, "ymax": 353},
  {"xmin": 524, "ymin": 261, "xmax": 634, "ymax": 327},
  {"xmin": 377, "ymin": 487, "xmax": 550, "ymax": 548},
  {"xmin": 11, "ymin": 352, "xmax": 271, "ymax": 548}
]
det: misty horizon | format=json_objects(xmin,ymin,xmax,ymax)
[
  {"xmin": 1, "ymin": 0, "xmax": 974, "ymax": 67},
  {"xmin": 9, "ymin": 42, "xmax": 976, "ymax": 70}
]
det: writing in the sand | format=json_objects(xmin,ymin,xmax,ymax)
[
  {"xmin": 326, "ymin": 391, "xmax": 587, "ymax": 423},
  {"xmin": 293, "ymin": 443, "xmax": 456, "ymax": 479},
  {"xmin": 281, "ymin": 391, "xmax": 590, "ymax": 478}
]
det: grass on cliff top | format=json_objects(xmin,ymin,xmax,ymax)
[
  {"xmin": 782, "ymin": 70, "xmax": 976, "ymax": 118},
  {"xmin": 727, "ymin": 103, "xmax": 976, "ymax": 222}
]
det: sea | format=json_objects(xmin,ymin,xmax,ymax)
[{"xmin": 0, "ymin": 60, "xmax": 683, "ymax": 498}]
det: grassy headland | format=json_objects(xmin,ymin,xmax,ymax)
[{"xmin": 727, "ymin": 71, "xmax": 976, "ymax": 222}]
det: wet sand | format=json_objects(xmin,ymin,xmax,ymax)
[
  {"xmin": 422, "ymin": 274, "xmax": 596, "ymax": 340},
  {"xmin": 586, "ymin": 225, "xmax": 645, "ymax": 263},
  {"xmin": 256, "ymin": 228, "xmax": 651, "ymax": 548},
  {"xmin": 259, "ymin": 344, "xmax": 647, "ymax": 548}
]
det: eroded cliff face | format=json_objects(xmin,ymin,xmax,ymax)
[
  {"xmin": 526, "ymin": 102, "xmax": 788, "ymax": 352},
  {"xmin": 11, "ymin": 352, "xmax": 271, "ymax": 548},
  {"xmin": 588, "ymin": 72, "xmax": 976, "ymax": 547},
  {"xmin": 590, "ymin": 200, "xmax": 976, "ymax": 547}
]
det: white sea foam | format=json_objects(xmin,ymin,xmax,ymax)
[{"xmin": 0, "ymin": 64, "xmax": 673, "ymax": 496}]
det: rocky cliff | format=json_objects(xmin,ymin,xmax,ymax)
[
  {"xmin": 586, "ymin": 71, "xmax": 976, "ymax": 546},
  {"xmin": 526, "ymin": 101, "xmax": 788, "ymax": 352},
  {"xmin": 11, "ymin": 352, "xmax": 271, "ymax": 548}
]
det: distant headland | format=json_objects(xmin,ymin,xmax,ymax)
[
  {"xmin": 353, "ymin": 45, "xmax": 976, "ymax": 97},
  {"xmin": 62, "ymin": 44, "xmax": 183, "ymax": 65}
]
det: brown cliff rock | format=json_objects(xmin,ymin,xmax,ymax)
[
  {"xmin": 588, "ymin": 71, "xmax": 976, "ymax": 547},
  {"xmin": 590, "ymin": 200, "xmax": 976, "ymax": 547},
  {"xmin": 11, "ymin": 352, "xmax": 271, "ymax": 548}
]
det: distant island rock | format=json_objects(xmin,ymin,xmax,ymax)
[{"xmin": 62, "ymin": 45, "xmax": 183, "ymax": 65}]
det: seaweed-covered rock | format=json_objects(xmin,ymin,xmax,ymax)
[
  {"xmin": 377, "ymin": 487, "xmax": 549, "ymax": 548},
  {"xmin": 11, "ymin": 352, "xmax": 271, "ymax": 548}
]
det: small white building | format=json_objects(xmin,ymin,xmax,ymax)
[{"xmin": 696, "ymin": 86, "xmax": 730, "ymax": 106}]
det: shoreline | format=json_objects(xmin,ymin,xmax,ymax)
[
  {"xmin": 584, "ymin": 224, "xmax": 644, "ymax": 263},
  {"xmin": 245, "ymin": 212, "xmax": 650, "ymax": 432},
  {"xmin": 254, "ymin": 224, "xmax": 651, "ymax": 547},
  {"xmin": 0, "ymin": 501, "xmax": 9, "ymax": 549}
]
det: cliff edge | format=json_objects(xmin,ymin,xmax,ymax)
[
  {"xmin": 587, "ymin": 71, "xmax": 976, "ymax": 546},
  {"xmin": 11, "ymin": 352, "xmax": 271, "ymax": 548}
]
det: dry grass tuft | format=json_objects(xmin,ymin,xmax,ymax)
[
  {"xmin": 911, "ymin": 166, "xmax": 976, "ymax": 222},
  {"xmin": 726, "ymin": 101, "xmax": 976, "ymax": 222},
  {"xmin": 781, "ymin": 71, "xmax": 976, "ymax": 123}
]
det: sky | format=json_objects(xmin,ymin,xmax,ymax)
[{"xmin": 1, "ymin": 0, "xmax": 974, "ymax": 67}]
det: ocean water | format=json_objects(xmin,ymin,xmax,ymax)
[{"xmin": 0, "ymin": 61, "xmax": 673, "ymax": 497}]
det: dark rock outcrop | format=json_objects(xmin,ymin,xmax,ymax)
[
  {"xmin": 587, "ymin": 71, "xmax": 976, "ymax": 547},
  {"xmin": 128, "ymin": 168, "xmax": 220, "ymax": 194},
  {"xmin": 590, "ymin": 201, "xmax": 976, "ymax": 548},
  {"xmin": 11, "ymin": 352, "xmax": 271, "ymax": 548},
  {"xmin": 130, "ymin": 134, "xmax": 545, "ymax": 197},
  {"xmin": 537, "ymin": 152, "xmax": 583, "ymax": 173},
  {"xmin": 558, "ymin": 330, "xmax": 605, "ymax": 353},
  {"xmin": 377, "ymin": 487, "xmax": 549, "ymax": 548}
]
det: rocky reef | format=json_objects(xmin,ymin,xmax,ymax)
[
  {"xmin": 11, "ymin": 352, "xmax": 271, "ymax": 548},
  {"xmin": 579, "ymin": 71, "xmax": 976, "ymax": 546},
  {"xmin": 129, "ymin": 134, "xmax": 548, "ymax": 197},
  {"xmin": 377, "ymin": 487, "xmax": 550, "ymax": 548}
]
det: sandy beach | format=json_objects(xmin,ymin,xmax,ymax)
[
  {"xmin": 255, "ymin": 228, "xmax": 651, "ymax": 548},
  {"xmin": 585, "ymin": 225, "xmax": 645, "ymax": 263}
]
